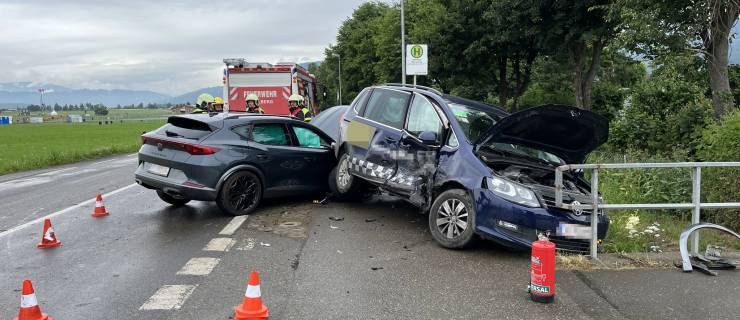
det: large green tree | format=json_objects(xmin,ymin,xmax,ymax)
[{"xmin": 616, "ymin": 0, "xmax": 740, "ymax": 119}]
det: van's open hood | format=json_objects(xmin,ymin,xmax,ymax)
[{"xmin": 474, "ymin": 105, "xmax": 609, "ymax": 164}]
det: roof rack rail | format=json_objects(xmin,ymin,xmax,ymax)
[{"xmin": 381, "ymin": 83, "xmax": 444, "ymax": 96}]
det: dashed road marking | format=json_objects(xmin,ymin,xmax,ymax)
[
  {"xmin": 219, "ymin": 215, "xmax": 248, "ymax": 235},
  {"xmin": 203, "ymin": 238, "xmax": 236, "ymax": 252},
  {"xmin": 36, "ymin": 167, "xmax": 77, "ymax": 177},
  {"xmin": 176, "ymin": 257, "xmax": 221, "ymax": 276},
  {"xmin": 139, "ymin": 285, "xmax": 197, "ymax": 310},
  {"xmin": 0, "ymin": 183, "xmax": 138, "ymax": 239}
]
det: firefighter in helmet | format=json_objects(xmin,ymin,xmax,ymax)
[
  {"xmin": 212, "ymin": 96, "xmax": 224, "ymax": 112},
  {"xmin": 288, "ymin": 94, "xmax": 312, "ymax": 122},
  {"xmin": 193, "ymin": 93, "xmax": 214, "ymax": 114},
  {"xmin": 245, "ymin": 93, "xmax": 265, "ymax": 114}
]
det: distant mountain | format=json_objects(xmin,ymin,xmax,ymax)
[
  {"xmin": 167, "ymin": 86, "xmax": 223, "ymax": 104},
  {"xmin": 0, "ymin": 82, "xmax": 170, "ymax": 108}
]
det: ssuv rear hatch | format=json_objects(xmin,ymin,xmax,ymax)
[{"xmin": 140, "ymin": 114, "xmax": 224, "ymax": 164}]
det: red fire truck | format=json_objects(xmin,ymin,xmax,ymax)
[{"xmin": 222, "ymin": 58, "xmax": 318, "ymax": 115}]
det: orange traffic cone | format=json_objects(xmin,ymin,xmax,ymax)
[
  {"xmin": 91, "ymin": 194, "xmax": 109, "ymax": 217},
  {"xmin": 15, "ymin": 279, "xmax": 53, "ymax": 320},
  {"xmin": 37, "ymin": 219, "xmax": 62, "ymax": 249},
  {"xmin": 234, "ymin": 270, "xmax": 269, "ymax": 320}
]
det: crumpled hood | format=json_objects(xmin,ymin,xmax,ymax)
[{"xmin": 474, "ymin": 104, "xmax": 609, "ymax": 164}]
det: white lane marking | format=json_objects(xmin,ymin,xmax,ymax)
[
  {"xmin": 58, "ymin": 168, "xmax": 97, "ymax": 177},
  {"xmin": 36, "ymin": 167, "xmax": 77, "ymax": 177},
  {"xmin": 92, "ymin": 158, "xmax": 119, "ymax": 166},
  {"xmin": 0, "ymin": 177, "xmax": 53, "ymax": 192},
  {"xmin": 0, "ymin": 183, "xmax": 138, "ymax": 239},
  {"xmin": 139, "ymin": 285, "xmax": 197, "ymax": 310},
  {"xmin": 218, "ymin": 216, "xmax": 248, "ymax": 235},
  {"xmin": 176, "ymin": 257, "xmax": 221, "ymax": 276},
  {"xmin": 203, "ymin": 238, "xmax": 236, "ymax": 252}
]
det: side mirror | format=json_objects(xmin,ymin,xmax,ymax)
[{"xmin": 418, "ymin": 131, "xmax": 438, "ymax": 146}]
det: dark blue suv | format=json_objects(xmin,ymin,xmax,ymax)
[{"xmin": 333, "ymin": 84, "xmax": 609, "ymax": 252}]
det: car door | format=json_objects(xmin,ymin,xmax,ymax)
[
  {"xmin": 346, "ymin": 88, "xmax": 410, "ymax": 184},
  {"xmin": 287, "ymin": 124, "xmax": 335, "ymax": 192},
  {"xmin": 391, "ymin": 93, "xmax": 445, "ymax": 200},
  {"xmin": 249, "ymin": 122, "xmax": 306, "ymax": 195}
]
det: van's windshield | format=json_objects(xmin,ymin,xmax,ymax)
[{"xmin": 448, "ymin": 103, "xmax": 500, "ymax": 142}]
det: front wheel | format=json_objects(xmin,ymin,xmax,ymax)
[
  {"xmin": 216, "ymin": 170, "xmax": 262, "ymax": 216},
  {"xmin": 156, "ymin": 190, "xmax": 190, "ymax": 206},
  {"xmin": 428, "ymin": 189, "xmax": 476, "ymax": 249},
  {"xmin": 330, "ymin": 153, "xmax": 366, "ymax": 200}
]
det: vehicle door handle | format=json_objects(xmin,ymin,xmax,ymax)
[
  {"xmin": 256, "ymin": 154, "xmax": 269, "ymax": 160},
  {"xmin": 384, "ymin": 136, "xmax": 396, "ymax": 143},
  {"xmin": 303, "ymin": 157, "xmax": 314, "ymax": 162}
]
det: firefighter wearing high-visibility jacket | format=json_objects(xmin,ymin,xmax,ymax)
[
  {"xmin": 245, "ymin": 93, "xmax": 265, "ymax": 114},
  {"xmin": 288, "ymin": 94, "xmax": 312, "ymax": 122},
  {"xmin": 193, "ymin": 93, "xmax": 214, "ymax": 114}
]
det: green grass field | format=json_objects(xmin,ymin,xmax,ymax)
[
  {"xmin": 0, "ymin": 120, "xmax": 165, "ymax": 175},
  {"xmin": 7, "ymin": 108, "xmax": 172, "ymax": 122}
]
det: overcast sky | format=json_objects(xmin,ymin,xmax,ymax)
[{"xmin": 0, "ymin": 0, "xmax": 369, "ymax": 95}]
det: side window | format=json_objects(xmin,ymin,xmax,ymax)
[
  {"xmin": 352, "ymin": 88, "xmax": 372, "ymax": 114},
  {"xmin": 251, "ymin": 123, "xmax": 290, "ymax": 146},
  {"xmin": 362, "ymin": 88, "xmax": 410, "ymax": 129},
  {"xmin": 291, "ymin": 126, "xmax": 330, "ymax": 148},
  {"xmin": 405, "ymin": 94, "xmax": 442, "ymax": 137},
  {"xmin": 232, "ymin": 125, "xmax": 250, "ymax": 140},
  {"xmin": 447, "ymin": 130, "xmax": 459, "ymax": 147}
]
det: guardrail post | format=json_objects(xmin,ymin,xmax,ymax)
[
  {"xmin": 590, "ymin": 169, "xmax": 599, "ymax": 259},
  {"xmin": 691, "ymin": 166, "xmax": 701, "ymax": 255}
]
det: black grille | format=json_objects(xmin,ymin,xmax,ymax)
[{"xmin": 548, "ymin": 236, "xmax": 590, "ymax": 254}]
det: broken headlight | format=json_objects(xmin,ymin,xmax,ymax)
[{"xmin": 486, "ymin": 176, "xmax": 541, "ymax": 208}]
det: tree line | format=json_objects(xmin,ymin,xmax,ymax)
[
  {"xmin": 25, "ymin": 102, "xmax": 174, "ymax": 113},
  {"xmin": 314, "ymin": 0, "xmax": 738, "ymax": 119}
]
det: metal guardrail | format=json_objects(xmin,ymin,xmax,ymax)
[{"xmin": 554, "ymin": 162, "xmax": 740, "ymax": 259}]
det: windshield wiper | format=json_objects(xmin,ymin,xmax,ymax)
[{"xmin": 480, "ymin": 145, "xmax": 557, "ymax": 167}]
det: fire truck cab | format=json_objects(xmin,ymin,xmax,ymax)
[{"xmin": 223, "ymin": 58, "xmax": 318, "ymax": 115}]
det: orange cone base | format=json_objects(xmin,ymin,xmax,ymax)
[
  {"xmin": 234, "ymin": 305, "xmax": 269, "ymax": 320},
  {"xmin": 37, "ymin": 241, "xmax": 62, "ymax": 249},
  {"xmin": 15, "ymin": 313, "xmax": 52, "ymax": 320},
  {"xmin": 91, "ymin": 207, "xmax": 109, "ymax": 217}
]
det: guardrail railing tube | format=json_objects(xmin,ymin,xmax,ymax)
[
  {"xmin": 590, "ymin": 169, "xmax": 599, "ymax": 259},
  {"xmin": 691, "ymin": 166, "xmax": 701, "ymax": 255}
]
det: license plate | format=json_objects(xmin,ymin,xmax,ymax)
[
  {"xmin": 557, "ymin": 223, "xmax": 591, "ymax": 239},
  {"xmin": 147, "ymin": 163, "xmax": 170, "ymax": 177}
]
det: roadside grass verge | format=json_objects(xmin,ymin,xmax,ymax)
[{"xmin": 0, "ymin": 120, "xmax": 164, "ymax": 175}]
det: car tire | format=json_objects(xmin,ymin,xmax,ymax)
[
  {"xmin": 156, "ymin": 190, "xmax": 190, "ymax": 206},
  {"xmin": 330, "ymin": 153, "xmax": 366, "ymax": 200},
  {"xmin": 216, "ymin": 170, "xmax": 262, "ymax": 216},
  {"xmin": 428, "ymin": 189, "xmax": 476, "ymax": 249}
]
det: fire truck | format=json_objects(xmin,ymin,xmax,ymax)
[{"xmin": 222, "ymin": 58, "xmax": 318, "ymax": 115}]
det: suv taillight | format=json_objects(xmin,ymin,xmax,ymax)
[{"xmin": 183, "ymin": 144, "xmax": 219, "ymax": 155}]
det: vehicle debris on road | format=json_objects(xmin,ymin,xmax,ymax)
[{"xmin": 328, "ymin": 216, "xmax": 344, "ymax": 221}]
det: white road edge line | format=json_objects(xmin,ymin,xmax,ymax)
[
  {"xmin": 203, "ymin": 238, "xmax": 236, "ymax": 252},
  {"xmin": 218, "ymin": 215, "xmax": 248, "ymax": 236},
  {"xmin": 0, "ymin": 183, "xmax": 138, "ymax": 239},
  {"xmin": 139, "ymin": 284, "xmax": 197, "ymax": 310},
  {"xmin": 176, "ymin": 257, "xmax": 221, "ymax": 276}
]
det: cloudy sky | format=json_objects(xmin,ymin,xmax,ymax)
[{"xmin": 0, "ymin": 0, "xmax": 369, "ymax": 95}]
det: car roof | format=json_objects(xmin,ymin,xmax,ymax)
[{"xmin": 370, "ymin": 84, "xmax": 509, "ymax": 118}]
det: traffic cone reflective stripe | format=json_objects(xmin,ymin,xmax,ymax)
[
  {"xmin": 234, "ymin": 271, "xmax": 269, "ymax": 320},
  {"xmin": 37, "ymin": 219, "xmax": 61, "ymax": 249},
  {"xmin": 91, "ymin": 194, "xmax": 109, "ymax": 217},
  {"xmin": 15, "ymin": 279, "xmax": 52, "ymax": 320}
]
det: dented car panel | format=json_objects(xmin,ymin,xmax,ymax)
[{"xmin": 336, "ymin": 85, "xmax": 610, "ymax": 252}]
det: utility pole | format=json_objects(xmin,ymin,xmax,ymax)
[
  {"xmin": 333, "ymin": 53, "xmax": 342, "ymax": 105},
  {"xmin": 401, "ymin": 0, "xmax": 406, "ymax": 85}
]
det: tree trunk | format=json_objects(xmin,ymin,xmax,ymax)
[
  {"xmin": 706, "ymin": 1, "xmax": 739, "ymax": 120},
  {"xmin": 570, "ymin": 39, "xmax": 605, "ymax": 111},
  {"xmin": 497, "ymin": 53, "xmax": 509, "ymax": 108},
  {"xmin": 570, "ymin": 42, "xmax": 585, "ymax": 109}
]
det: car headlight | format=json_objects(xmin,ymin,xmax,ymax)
[{"xmin": 486, "ymin": 176, "xmax": 540, "ymax": 207}]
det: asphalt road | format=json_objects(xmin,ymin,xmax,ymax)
[{"xmin": 1, "ymin": 154, "xmax": 738, "ymax": 319}]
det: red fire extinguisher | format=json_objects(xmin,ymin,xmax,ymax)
[{"xmin": 529, "ymin": 239, "xmax": 556, "ymax": 303}]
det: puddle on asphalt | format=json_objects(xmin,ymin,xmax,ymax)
[{"xmin": 247, "ymin": 205, "xmax": 312, "ymax": 239}]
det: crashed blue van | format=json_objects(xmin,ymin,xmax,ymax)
[{"xmin": 331, "ymin": 84, "xmax": 609, "ymax": 253}]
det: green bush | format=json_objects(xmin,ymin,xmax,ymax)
[{"xmin": 697, "ymin": 109, "xmax": 740, "ymax": 230}]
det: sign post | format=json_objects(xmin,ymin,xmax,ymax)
[{"xmin": 406, "ymin": 44, "xmax": 428, "ymax": 86}]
